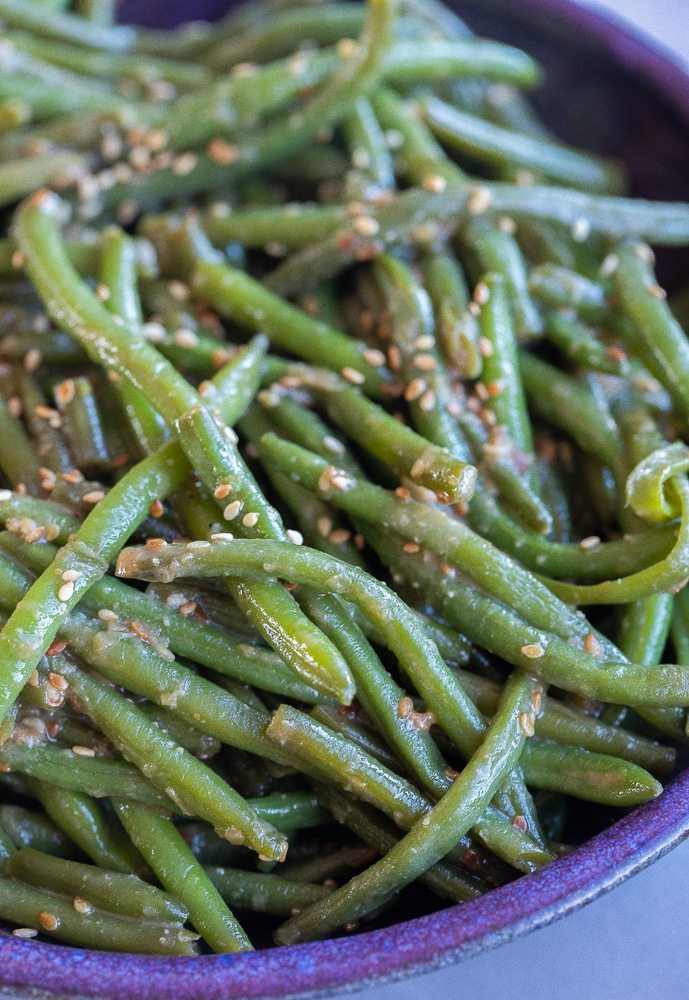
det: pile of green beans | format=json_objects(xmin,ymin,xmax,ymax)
[{"xmin": 0, "ymin": 0, "xmax": 687, "ymax": 957}]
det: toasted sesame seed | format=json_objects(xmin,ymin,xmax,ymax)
[
  {"xmin": 418, "ymin": 389, "xmax": 436, "ymax": 411},
  {"xmin": 422, "ymin": 173, "xmax": 447, "ymax": 193},
  {"xmin": 512, "ymin": 814, "xmax": 528, "ymax": 833},
  {"xmin": 519, "ymin": 712, "xmax": 535, "ymax": 737},
  {"xmin": 11, "ymin": 249, "xmax": 26, "ymax": 269},
  {"xmin": 467, "ymin": 186, "xmax": 493, "ymax": 215},
  {"xmin": 27, "ymin": 668, "xmax": 39, "ymax": 688},
  {"xmin": 412, "ymin": 353, "xmax": 437, "ymax": 371},
  {"xmin": 72, "ymin": 745, "xmax": 96, "ymax": 757},
  {"xmin": 584, "ymin": 632, "xmax": 603, "ymax": 657},
  {"xmin": 531, "ymin": 690, "xmax": 542, "ymax": 714},
  {"xmin": 179, "ymin": 601, "xmax": 197, "ymax": 616},
  {"xmin": 173, "ymin": 328, "xmax": 199, "ymax": 349},
  {"xmin": 167, "ymin": 280, "xmax": 189, "ymax": 301},
  {"xmin": 45, "ymin": 524, "xmax": 60, "ymax": 542},
  {"xmin": 242, "ymin": 512, "xmax": 259, "ymax": 528},
  {"xmin": 173, "ymin": 152, "xmax": 198, "ymax": 176},
  {"xmin": 398, "ymin": 696, "xmax": 413, "ymax": 719},
  {"xmin": 387, "ymin": 345, "xmax": 402, "ymax": 371},
  {"xmin": 47, "ymin": 643, "xmax": 68, "ymax": 661},
  {"xmin": 336, "ymin": 36, "xmax": 358, "ymax": 58},
  {"xmin": 57, "ymin": 581, "xmax": 75, "ymax": 602},
  {"xmin": 145, "ymin": 538, "xmax": 167, "ymax": 548},
  {"xmin": 352, "ymin": 215, "xmax": 379, "ymax": 237},
  {"xmin": 404, "ymin": 378, "xmax": 427, "ymax": 402},
  {"xmin": 362, "ymin": 347, "xmax": 386, "ymax": 367},
  {"xmin": 328, "ymin": 528, "xmax": 351, "ymax": 546},
  {"xmin": 402, "ymin": 541, "xmax": 420, "ymax": 553},
  {"xmin": 579, "ymin": 535, "xmax": 601, "ymax": 549},
  {"xmin": 647, "ymin": 284, "xmax": 667, "ymax": 299},
  {"xmin": 55, "ymin": 379, "xmax": 75, "ymax": 408},
  {"xmin": 214, "ymin": 484, "xmax": 232, "ymax": 499},
  {"xmin": 95, "ymin": 283, "xmax": 111, "ymax": 301},
  {"xmin": 129, "ymin": 620, "xmax": 149, "ymax": 640},
  {"xmin": 73, "ymin": 897, "xmax": 94, "ymax": 915},
  {"xmin": 231, "ymin": 61, "xmax": 258, "ymax": 78},
  {"xmin": 149, "ymin": 499, "xmax": 164, "ymax": 518},
  {"xmin": 395, "ymin": 487, "xmax": 410, "ymax": 501},
  {"xmin": 24, "ymin": 348, "xmax": 42, "ymax": 372},
  {"xmin": 38, "ymin": 912, "xmax": 59, "ymax": 932},
  {"xmin": 477, "ymin": 336, "xmax": 494, "ymax": 357},
  {"xmin": 7, "ymin": 396, "xmax": 22, "ymax": 418},
  {"xmin": 520, "ymin": 643, "xmax": 544, "ymax": 658},
  {"xmin": 223, "ymin": 500, "xmax": 243, "ymax": 520},
  {"xmin": 82, "ymin": 490, "xmax": 105, "ymax": 505},
  {"xmin": 341, "ymin": 366, "xmax": 365, "ymax": 385}
]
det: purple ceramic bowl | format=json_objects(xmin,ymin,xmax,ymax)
[{"xmin": 4, "ymin": 2, "xmax": 689, "ymax": 997}]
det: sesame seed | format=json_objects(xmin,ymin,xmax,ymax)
[
  {"xmin": 242, "ymin": 511, "xmax": 259, "ymax": 528},
  {"xmin": 362, "ymin": 347, "xmax": 386, "ymax": 367},
  {"xmin": 328, "ymin": 528, "xmax": 351, "ymax": 545},
  {"xmin": 27, "ymin": 668, "xmax": 39, "ymax": 687},
  {"xmin": 474, "ymin": 282, "xmax": 490, "ymax": 305},
  {"xmin": 12, "ymin": 928, "xmax": 38, "ymax": 939},
  {"xmin": 419, "ymin": 389, "xmax": 436, "ymax": 411},
  {"xmin": 185, "ymin": 540, "xmax": 211, "ymax": 550},
  {"xmin": 497, "ymin": 215, "xmax": 516, "ymax": 233},
  {"xmin": 179, "ymin": 601, "xmax": 197, "ymax": 616},
  {"xmin": 7, "ymin": 396, "xmax": 22, "ymax": 418},
  {"xmin": 520, "ymin": 643, "xmax": 544, "ymax": 658},
  {"xmin": 97, "ymin": 609, "xmax": 118, "ymax": 622},
  {"xmin": 61, "ymin": 569, "xmax": 82, "ymax": 583},
  {"xmin": 317, "ymin": 517, "xmax": 333, "ymax": 539},
  {"xmin": 223, "ymin": 500, "xmax": 243, "ymax": 520},
  {"xmin": 647, "ymin": 284, "xmax": 667, "ymax": 299},
  {"xmin": 384, "ymin": 128, "xmax": 404, "ymax": 150},
  {"xmin": 599, "ymin": 253, "xmax": 619, "ymax": 278},
  {"xmin": 57, "ymin": 581, "xmax": 75, "ymax": 602},
  {"xmin": 341, "ymin": 366, "xmax": 365, "ymax": 385},
  {"xmin": 519, "ymin": 712, "xmax": 535, "ymax": 737},
  {"xmin": 466, "ymin": 186, "xmax": 493, "ymax": 215},
  {"xmin": 412, "ymin": 353, "xmax": 437, "ymax": 371},
  {"xmin": 210, "ymin": 532, "xmax": 234, "ymax": 542},
  {"xmin": 387, "ymin": 345, "xmax": 402, "ymax": 371},
  {"xmin": 55, "ymin": 379, "xmax": 75, "ymax": 407},
  {"xmin": 512, "ymin": 815, "xmax": 528, "ymax": 833},
  {"xmin": 231, "ymin": 61, "xmax": 258, "ymax": 78},
  {"xmin": 286, "ymin": 529, "xmax": 303, "ymax": 544},
  {"xmin": 336, "ymin": 37, "xmax": 358, "ymax": 58},
  {"xmin": 24, "ymin": 348, "xmax": 42, "ymax": 372},
  {"xmin": 398, "ymin": 696, "xmax": 413, "ymax": 719},
  {"xmin": 172, "ymin": 152, "xmax": 198, "ymax": 176},
  {"xmin": 167, "ymin": 280, "xmax": 189, "ymax": 301},
  {"xmin": 73, "ymin": 897, "xmax": 94, "ymax": 915},
  {"xmin": 422, "ymin": 173, "xmax": 447, "ymax": 193},
  {"xmin": 634, "ymin": 242, "xmax": 655, "ymax": 264},
  {"xmin": 38, "ymin": 912, "xmax": 60, "ymax": 931},
  {"xmin": 404, "ymin": 378, "xmax": 426, "ymax": 402},
  {"xmin": 402, "ymin": 541, "xmax": 420, "ymax": 553},
  {"xmin": 570, "ymin": 217, "xmax": 591, "ymax": 242},
  {"xmin": 95, "ymin": 283, "xmax": 111, "ymax": 301},
  {"xmin": 532, "ymin": 690, "xmax": 542, "ymax": 714},
  {"xmin": 584, "ymin": 632, "xmax": 603, "ymax": 657},
  {"xmin": 149, "ymin": 499, "xmax": 164, "ymax": 518},
  {"xmin": 579, "ymin": 535, "xmax": 601, "ymax": 549},
  {"xmin": 11, "ymin": 249, "xmax": 26, "ymax": 269},
  {"xmin": 45, "ymin": 524, "xmax": 60, "ymax": 542},
  {"xmin": 214, "ymin": 484, "xmax": 231, "ymax": 499},
  {"xmin": 477, "ymin": 336, "xmax": 494, "ymax": 357},
  {"xmin": 142, "ymin": 322, "xmax": 167, "ymax": 343},
  {"xmin": 72, "ymin": 745, "xmax": 96, "ymax": 757},
  {"xmin": 82, "ymin": 490, "xmax": 105, "ymax": 505},
  {"xmin": 322, "ymin": 435, "xmax": 345, "ymax": 456},
  {"xmin": 395, "ymin": 487, "xmax": 410, "ymax": 500},
  {"xmin": 352, "ymin": 215, "xmax": 379, "ymax": 237},
  {"xmin": 173, "ymin": 328, "xmax": 199, "ymax": 348}
]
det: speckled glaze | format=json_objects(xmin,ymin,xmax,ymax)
[{"xmin": 4, "ymin": 1, "xmax": 689, "ymax": 997}]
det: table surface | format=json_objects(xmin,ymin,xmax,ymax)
[{"xmin": 1, "ymin": 3, "xmax": 688, "ymax": 1000}]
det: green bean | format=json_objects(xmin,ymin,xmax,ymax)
[
  {"xmin": 30, "ymin": 782, "xmax": 144, "ymax": 875},
  {"xmin": 528, "ymin": 263, "xmax": 609, "ymax": 320},
  {"xmin": 0, "ymin": 875, "xmax": 198, "ymax": 954},
  {"xmin": 423, "ymin": 96, "xmax": 623, "ymax": 193},
  {"xmin": 0, "ymin": 391, "xmax": 42, "ymax": 491},
  {"xmin": 113, "ymin": 800, "xmax": 252, "ymax": 953},
  {"xmin": 418, "ymin": 248, "xmax": 482, "ymax": 377},
  {"xmin": 0, "ymin": 805, "xmax": 81, "ymax": 859},
  {"xmin": 543, "ymin": 310, "xmax": 631, "ymax": 376},
  {"xmin": 7, "ymin": 848, "xmax": 187, "ymax": 921},
  {"xmin": 191, "ymin": 261, "xmax": 392, "ymax": 399},
  {"xmin": 55, "ymin": 661, "xmax": 288, "ymax": 862},
  {"xmin": 274, "ymin": 671, "xmax": 541, "ymax": 943},
  {"xmin": 312, "ymin": 783, "xmax": 486, "ymax": 902},
  {"xmin": 205, "ymin": 867, "xmax": 333, "ymax": 918},
  {"xmin": 0, "ymin": 0, "xmax": 135, "ymax": 51},
  {"xmin": 519, "ymin": 741, "xmax": 661, "ymax": 806},
  {"xmin": 342, "ymin": 97, "xmax": 395, "ymax": 199}
]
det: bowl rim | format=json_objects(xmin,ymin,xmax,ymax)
[{"xmin": 3, "ymin": 1, "xmax": 689, "ymax": 997}]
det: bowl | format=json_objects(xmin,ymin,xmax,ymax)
[{"xmin": 3, "ymin": 1, "xmax": 689, "ymax": 997}]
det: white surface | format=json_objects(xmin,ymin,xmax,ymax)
[{"xmin": 345, "ymin": 3, "xmax": 689, "ymax": 999}]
